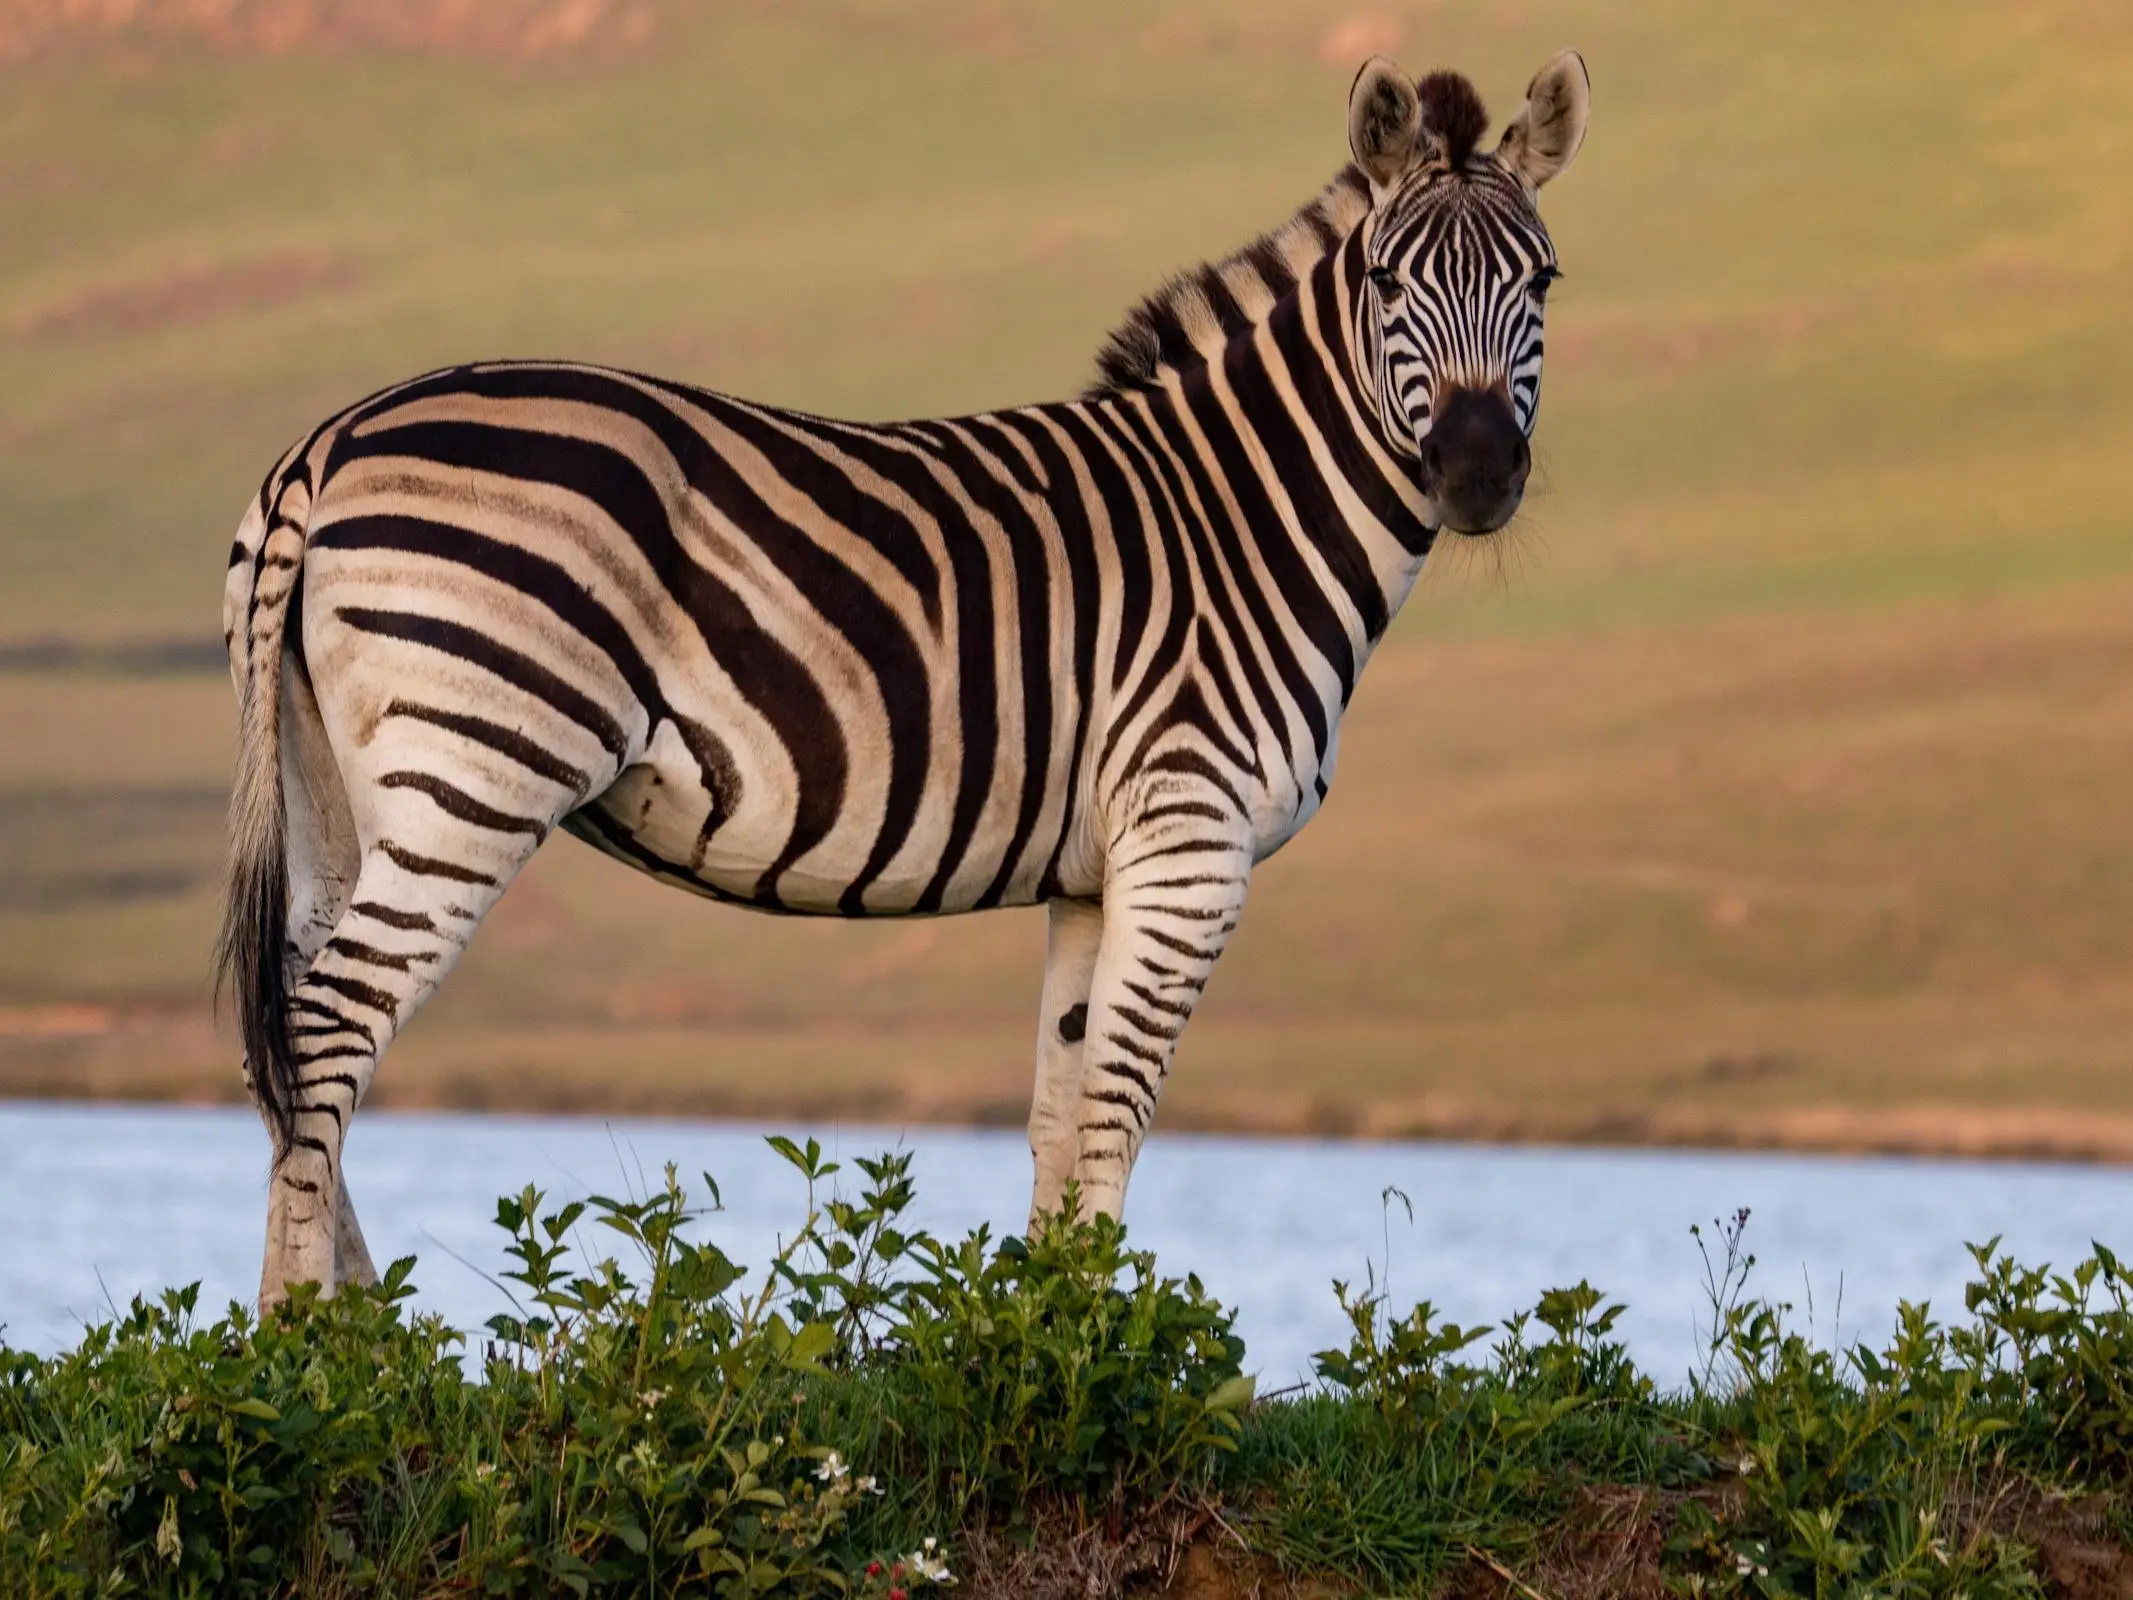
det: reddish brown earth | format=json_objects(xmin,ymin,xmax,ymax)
[
  {"xmin": 18, "ymin": 251, "xmax": 357, "ymax": 338},
  {"xmin": 1442, "ymin": 1483, "xmax": 2133, "ymax": 1600},
  {"xmin": 937, "ymin": 1483, "xmax": 2133, "ymax": 1600},
  {"xmin": 0, "ymin": 0, "xmax": 657, "ymax": 61},
  {"xmin": 1004, "ymin": 1481, "xmax": 2133, "ymax": 1600}
]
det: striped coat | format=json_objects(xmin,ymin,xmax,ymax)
[{"xmin": 223, "ymin": 52, "xmax": 1589, "ymax": 1305}]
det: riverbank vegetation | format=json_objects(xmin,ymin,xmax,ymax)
[{"xmin": 6, "ymin": 1142, "xmax": 2133, "ymax": 1598}]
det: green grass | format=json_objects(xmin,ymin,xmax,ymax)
[
  {"xmin": 2, "ymin": 2, "xmax": 2129, "ymax": 639},
  {"xmin": 2, "ymin": 3, "xmax": 2132, "ymax": 1150},
  {"xmin": 6, "ymin": 1141, "xmax": 2133, "ymax": 1598}
]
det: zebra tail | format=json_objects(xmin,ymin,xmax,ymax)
[{"xmin": 216, "ymin": 476, "xmax": 307, "ymax": 1155}]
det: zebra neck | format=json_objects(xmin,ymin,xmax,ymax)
[{"xmin": 1210, "ymin": 234, "xmax": 1438, "ymax": 652}]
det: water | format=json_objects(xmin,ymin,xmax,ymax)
[{"xmin": 5, "ymin": 1101, "xmax": 2131, "ymax": 1387}]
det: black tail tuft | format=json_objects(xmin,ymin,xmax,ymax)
[
  {"xmin": 218, "ymin": 472, "xmax": 305, "ymax": 1158},
  {"xmin": 217, "ymin": 794, "xmax": 298, "ymax": 1153}
]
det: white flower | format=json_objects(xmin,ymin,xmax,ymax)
[
  {"xmin": 814, "ymin": 1450, "xmax": 850, "ymax": 1484},
  {"xmin": 475, "ymin": 1462, "xmax": 496, "ymax": 1481},
  {"xmin": 907, "ymin": 1538, "xmax": 955, "ymax": 1585},
  {"xmin": 1733, "ymin": 1551, "xmax": 1768, "ymax": 1578},
  {"xmin": 1736, "ymin": 1454, "xmax": 1757, "ymax": 1476},
  {"xmin": 856, "ymin": 1474, "xmax": 884, "ymax": 1496}
]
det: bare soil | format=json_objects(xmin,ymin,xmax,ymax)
[
  {"xmin": 932, "ymin": 1478, "xmax": 2133, "ymax": 1600},
  {"xmin": 1443, "ymin": 1480, "xmax": 2133, "ymax": 1600},
  {"xmin": 951, "ymin": 1509, "xmax": 1346, "ymax": 1600}
]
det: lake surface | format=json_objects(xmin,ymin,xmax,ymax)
[{"xmin": 6, "ymin": 1102, "xmax": 2132, "ymax": 1387}]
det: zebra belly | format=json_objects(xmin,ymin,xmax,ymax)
[{"xmin": 561, "ymin": 716, "xmax": 1063, "ymax": 918}]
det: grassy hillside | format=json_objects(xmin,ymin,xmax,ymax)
[{"xmin": 1, "ymin": 0, "xmax": 2130, "ymax": 1150}]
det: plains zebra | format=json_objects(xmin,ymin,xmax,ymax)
[{"xmin": 221, "ymin": 53, "xmax": 1589, "ymax": 1306}]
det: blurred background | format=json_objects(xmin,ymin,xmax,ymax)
[{"xmin": 2, "ymin": 0, "xmax": 2129, "ymax": 1159}]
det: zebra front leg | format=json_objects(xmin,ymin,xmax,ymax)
[
  {"xmin": 1070, "ymin": 821, "xmax": 1253, "ymax": 1220},
  {"xmin": 1029, "ymin": 896, "xmax": 1104, "ymax": 1226}
]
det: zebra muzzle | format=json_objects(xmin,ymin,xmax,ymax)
[{"xmin": 1422, "ymin": 386, "xmax": 1530, "ymax": 535}]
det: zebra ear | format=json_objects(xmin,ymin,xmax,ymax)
[
  {"xmin": 1497, "ymin": 49, "xmax": 1589, "ymax": 190},
  {"xmin": 1348, "ymin": 56, "xmax": 1422, "ymax": 194}
]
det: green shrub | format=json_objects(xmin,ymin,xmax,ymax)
[
  {"xmin": 5, "ymin": 1145, "xmax": 2133, "ymax": 1600},
  {"xmin": 1956, "ymin": 1237, "xmax": 2133, "ymax": 1473},
  {"xmin": 1312, "ymin": 1282, "xmax": 1490, "ymax": 1430},
  {"xmin": 755, "ymin": 1140, "xmax": 1253, "ymax": 1520},
  {"xmin": 1671, "ymin": 1298, "xmax": 2037, "ymax": 1600},
  {"xmin": 461, "ymin": 1166, "xmax": 867, "ymax": 1597},
  {"xmin": 1, "ymin": 1265, "xmax": 463, "ymax": 1599},
  {"xmin": 1314, "ymin": 1275, "xmax": 1650, "ymax": 1440},
  {"xmin": 0, "ymin": 1152, "xmax": 941, "ymax": 1599},
  {"xmin": 886, "ymin": 1200, "xmax": 1252, "ymax": 1516}
]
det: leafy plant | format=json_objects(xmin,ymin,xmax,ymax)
[
  {"xmin": 8, "ymin": 1145, "xmax": 2133, "ymax": 1600},
  {"xmin": 1313, "ymin": 1282, "xmax": 1491, "ymax": 1431},
  {"xmin": 1677, "ymin": 1289, "xmax": 2032, "ymax": 1600},
  {"xmin": 0, "ymin": 1264, "xmax": 463, "ymax": 1599},
  {"xmin": 464, "ymin": 1163, "xmax": 866, "ymax": 1596},
  {"xmin": 1496, "ymin": 1280, "xmax": 1651, "ymax": 1408},
  {"xmin": 886, "ymin": 1194, "xmax": 1252, "ymax": 1517},
  {"xmin": 1955, "ymin": 1236, "xmax": 2133, "ymax": 1473},
  {"xmin": 0, "ymin": 1150, "xmax": 940, "ymax": 1599},
  {"xmin": 769, "ymin": 1140, "xmax": 931, "ymax": 1364}
]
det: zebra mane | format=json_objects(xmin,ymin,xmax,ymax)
[
  {"xmin": 1416, "ymin": 70, "xmax": 1490, "ymax": 169},
  {"xmin": 1086, "ymin": 165, "xmax": 1373, "ymax": 397},
  {"xmin": 1088, "ymin": 72, "xmax": 1499, "ymax": 398}
]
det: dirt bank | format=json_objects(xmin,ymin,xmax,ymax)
[{"xmin": 10, "ymin": 1031, "xmax": 2133, "ymax": 1168}]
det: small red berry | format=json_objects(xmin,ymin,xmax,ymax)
[
  {"xmin": 888, "ymin": 1589, "xmax": 907, "ymax": 1600},
  {"xmin": 866, "ymin": 1561, "xmax": 882, "ymax": 1578}
]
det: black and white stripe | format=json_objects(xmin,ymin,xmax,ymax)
[{"xmin": 221, "ymin": 54, "xmax": 1589, "ymax": 1304}]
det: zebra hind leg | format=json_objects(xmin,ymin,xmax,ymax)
[
  {"xmin": 247, "ymin": 661, "xmax": 388, "ymax": 1299},
  {"xmin": 333, "ymin": 1173, "xmax": 377, "ymax": 1288},
  {"xmin": 260, "ymin": 809, "xmax": 552, "ymax": 1311}
]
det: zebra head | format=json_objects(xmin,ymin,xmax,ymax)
[{"xmin": 1347, "ymin": 52, "xmax": 1589, "ymax": 535}]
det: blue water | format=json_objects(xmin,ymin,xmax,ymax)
[{"xmin": 5, "ymin": 1102, "xmax": 2131, "ymax": 1387}]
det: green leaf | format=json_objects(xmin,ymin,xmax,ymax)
[
  {"xmin": 784, "ymin": 1321, "xmax": 837, "ymax": 1371},
  {"xmin": 1203, "ymin": 1375, "xmax": 1256, "ymax": 1414}
]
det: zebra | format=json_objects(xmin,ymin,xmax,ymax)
[{"xmin": 220, "ymin": 52, "xmax": 1590, "ymax": 1307}]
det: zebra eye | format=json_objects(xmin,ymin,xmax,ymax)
[
  {"xmin": 1366, "ymin": 266, "xmax": 1404, "ymax": 301},
  {"xmin": 1529, "ymin": 267, "xmax": 1562, "ymax": 298}
]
